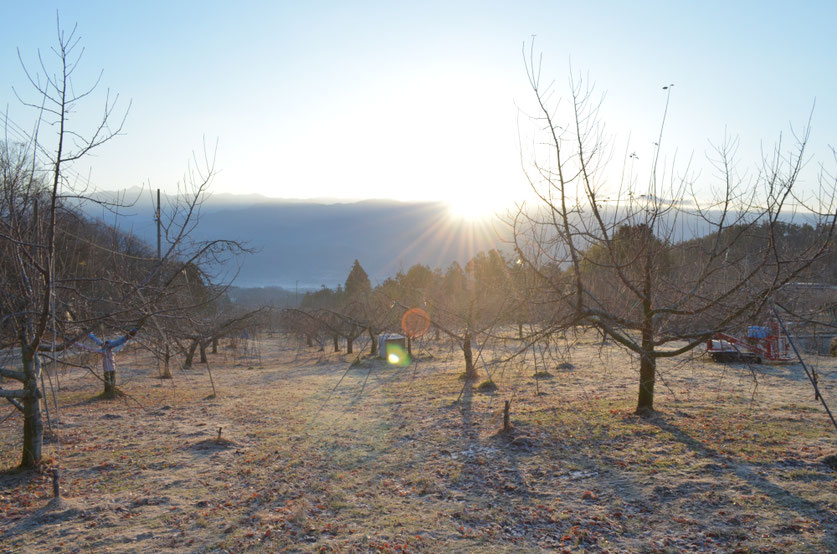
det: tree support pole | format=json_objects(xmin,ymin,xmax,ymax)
[{"xmin": 771, "ymin": 303, "xmax": 837, "ymax": 433}]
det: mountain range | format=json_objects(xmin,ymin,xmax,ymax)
[
  {"xmin": 81, "ymin": 189, "xmax": 508, "ymax": 290},
  {"xmin": 82, "ymin": 189, "xmax": 826, "ymax": 292}
]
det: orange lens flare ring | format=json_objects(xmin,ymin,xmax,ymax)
[{"xmin": 401, "ymin": 307, "xmax": 431, "ymax": 338}]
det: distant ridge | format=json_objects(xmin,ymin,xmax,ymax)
[
  {"xmin": 85, "ymin": 187, "xmax": 372, "ymax": 209},
  {"xmin": 79, "ymin": 191, "xmax": 508, "ymax": 290},
  {"xmin": 83, "ymin": 190, "xmax": 823, "ymax": 291}
]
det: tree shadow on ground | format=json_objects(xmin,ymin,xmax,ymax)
[
  {"xmin": 649, "ymin": 412, "xmax": 835, "ymax": 521},
  {"xmin": 455, "ymin": 383, "xmax": 539, "ymax": 499},
  {"xmin": 0, "ymin": 464, "xmax": 39, "ymax": 484}
]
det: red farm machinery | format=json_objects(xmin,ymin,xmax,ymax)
[{"xmin": 706, "ymin": 318, "xmax": 792, "ymax": 364}]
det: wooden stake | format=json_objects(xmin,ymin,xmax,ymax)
[
  {"xmin": 503, "ymin": 400, "xmax": 511, "ymax": 432},
  {"xmin": 52, "ymin": 468, "xmax": 60, "ymax": 498}
]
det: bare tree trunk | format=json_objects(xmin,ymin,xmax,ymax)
[
  {"xmin": 407, "ymin": 335, "xmax": 412, "ymax": 356},
  {"xmin": 636, "ymin": 250, "xmax": 656, "ymax": 415},
  {"xmin": 463, "ymin": 332, "xmax": 477, "ymax": 380},
  {"xmin": 346, "ymin": 335, "xmax": 354, "ymax": 354},
  {"xmin": 21, "ymin": 354, "xmax": 43, "ymax": 469},
  {"xmin": 160, "ymin": 345, "xmax": 172, "ymax": 379},
  {"xmin": 184, "ymin": 340, "xmax": 198, "ymax": 369},
  {"xmin": 636, "ymin": 352, "xmax": 656, "ymax": 414},
  {"xmin": 333, "ymin": 334, "xmax": 340, "ymax": 352},
  {"xmin": 103, "ymin": 370, "xmax": 117, "ymax": 397},
  {"xmin": 199, "ymin": 341, "xmax": 208, "ymax": 363},
  {"xmin": 211, "ymin": 337, "xmax": 218, "ymax": 354},
  {"xmin": 636, "ymin": 322, "xmax": 656, "ymax": 414},
  {"xmin": 369, "ymin": 329, "xmax": 378, "ymax": 356},
  {"xmin": 306, "ymin": 334, "xmax": 313, "ymax": 347}
]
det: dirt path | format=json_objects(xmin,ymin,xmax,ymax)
[{"xmin": 1, "ymin": 333, "xmax": 836, "ymax": 552}]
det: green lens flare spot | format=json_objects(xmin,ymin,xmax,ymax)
[{"xmin": 385, "ymin": 344, "xmax": 410, "ymax": 367}]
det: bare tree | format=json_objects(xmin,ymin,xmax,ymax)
[
  {"xmin": 513, "ymin": 44, "xmax": 837, "ymax": 414},
  {"xmin": 410, "ymin": 252, "xmax": 513, "ymax": 381},
  {"xmin": 0, "ymin": 19, "xmax": 131, "ymax": 467},
  {"xmin": 0, "ymin": 18, "xmax": 246, "ymax": 468}
]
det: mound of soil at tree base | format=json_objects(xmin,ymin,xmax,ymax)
[
  {"xmin": 349, "ymin": 356, "xmax": 389, "ymax": 369},
  {"xmin": 190, "ymin": 437, "xmax": 237, "ymax": 451},
  {"xmin": 2, "ymin": 497, "xmax": 85, "ymax": 538}
]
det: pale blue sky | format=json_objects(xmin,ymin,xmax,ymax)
[{"xmin": 2, "ymin": 1, "xmax": 835, "ymax": 215}]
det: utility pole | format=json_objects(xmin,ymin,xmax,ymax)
[{"xmin": 156, "ymin": 189, "xmax": 162, "ymax": 264}]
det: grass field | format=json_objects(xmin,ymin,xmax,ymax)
[{"xmin": 1, "ymin": 331, "xmax": 836, "ymax": 552}]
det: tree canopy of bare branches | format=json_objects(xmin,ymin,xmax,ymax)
[
  {"xmin": 512, "ymin": 43, "xmax": 837, "ymax": 414},
  {"xmin": 1, "ymin": 18, "xmax": 247, "ymax": 469}
]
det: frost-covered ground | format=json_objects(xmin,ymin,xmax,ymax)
[{"xmin": 1, "ymin": 332, "xmax": 836, "ymax": 552}]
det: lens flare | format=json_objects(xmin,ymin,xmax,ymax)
[
  {"xmin": 401, "ymin": 307, "xmax": 431, "ymax": 338},
  {"xmin": 385, "ymin": 344, "xmax": 410, "ymax": 367}
]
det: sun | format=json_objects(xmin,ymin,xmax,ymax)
[{"xmin": 446, "ymin": 191, "xmax": 506, "ymax": 221}]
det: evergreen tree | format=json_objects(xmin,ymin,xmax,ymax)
[{"xmin": 344, "ymin": 259, "xmax": 371, "ymax": 299}]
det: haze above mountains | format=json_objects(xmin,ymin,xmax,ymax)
[
  {"xmin": 82, "ymin": 188, "xmax": 825, "ymax": 293},
  {"xmin": 81, "ymin": 189, "xmax": 507, "ymax": 290}
]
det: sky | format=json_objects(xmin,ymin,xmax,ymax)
[{"xmin": 1, "ymin": 1, "xmax": 836, "ymax": 218}]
